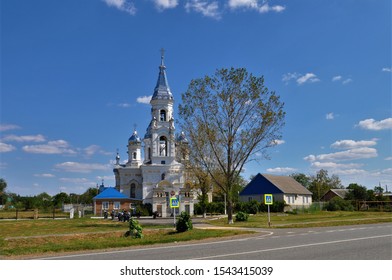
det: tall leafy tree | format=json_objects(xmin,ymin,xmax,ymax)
[
  {"xmin": 346, "ymin": 183, "xmax": 367, "ymax": 201},
  {"xmin": 0, "ymin": 178, "xmax": 7, "ymax": 194},
  {"xmin": 0, "ymin": 178, "xmax": 7, "ymax": 205},
  {"xmin": 309, "ymin": 169, "xmax": 343, "ymax": 201},
  {"xmin": 290, "ymin": 173, "xmax": 311, "ymax": 189},
  {"xmin": 178, "ymin": 67, "xmax": 285, "ymax": 223}
]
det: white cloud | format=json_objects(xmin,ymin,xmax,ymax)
[
  {"xmin": 0, "ymin": 142, "xmax": 16, "ymax": 153},
  {"xmin": 282, "ymin": 72, "xmax": 300, "ymax": 84},
  {"xmin": 0, "ymin": 124, "xmax": 20, "ymax": 132},
  {"xmin": 55, "ymin": 162, "xmax": 111, "ymax": 173},
  {"xmin": 154, "ymin": 0, "xmax": 179, "ymax": 10},
  {"xmin": 332, "ymin": 75, "xmax": 352, "ymax": 85},
  {"xmin": 271, "ymin": 139, "xmax": 285, "ymax": 145},
  {"xmin": 282, "ymin": 72, "xmax": 320, "ymax": 85},
  {"xmin": 385, "ymin": 156, "xmax": 392, "ymax": 161},
  {"xmin": 382, "ymin": 67, "xmax": 391, "ymax": 72},
  {"xmin": 34, "ymin": 173, "xmax": 55, "ymax": 178},
  {"xmin": 332, "ymin": 76, "xmax": 342, "ymax": 82},
  {"xmin": 228, "ymin": 0, "xmax": 285, "ymax": 13},
  {"xmin": 2, "ymin": 134, "xmax": 46, "ymax": 143},
  {"xmin": 84, "ymin": 145, "xmax": 112, "ymax": 157},
  {"xmin": 333, "ymin": 169, "xmax": 368, "ymax": 176},
  {"xmin": 22, "ymin": 140, "xmax": 77, "ymax": 155},
  {"xmin": 326, "ymin": 113, "xmax": 334, "ymax": 120},
  {"xmin": 296, "ymin": 73, "xmax": 320, "ymax": 85},
  {"xmin": 117, "ymin": 103, "xmax": 131, "ymax": 108},
  {"xmin": 357, "ymin": 118, "xmax": 392, "ymax": 131},
  {"xmin": 136, "ymin": 95, "xmax": 152, "ymax": 104},
  {"xmin": 381, "ymin": 168, "xmax": 392, "ymax": 175},
  {"xmin": 310, "ymin": 161, "xmax": 363, "ymax": 169},
  {"xmin": 103, "ymin": 0, "xmax": 136, "ymax": 15},
  {"xmin": 330, "ymin": 139, "xmax": 377, "ymax": 150},
  {"xmin": 59, "ymin": 177, "xmax": 90, "ymax": 184},
  {"xmin": 185, "ymin": 0, "xmax": 221, "ymax": 19},
  {"xmin": 266, "ymin": 167, "xmax": 297, "ymax": 173},
  {"xmin": 304, "ymin": 147, "xmax": 378, "ymax": 162},
  {"xmin": 259, "ymin": 3, "xmax": 285, "ymax": 13}
]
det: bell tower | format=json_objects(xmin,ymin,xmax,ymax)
[{"xmin": 144, "ymin": 49, "xmax": 176, "ymax": 165}]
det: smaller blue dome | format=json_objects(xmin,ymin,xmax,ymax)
[
  {"xmin": 128, "ymin": 130, "xmax": 141, "ymax": 143},
  {"xmin": 177, "ymin": 131, "xmax": 188, "ymax": 143}
]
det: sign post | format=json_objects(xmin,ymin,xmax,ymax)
[
  {"xmin": 170, "ymin": 196, "xmax": 180, "ymax": 228},
  {"xmin": 264, "ymin": 194, "xmax": 273, "ymax": 227}
]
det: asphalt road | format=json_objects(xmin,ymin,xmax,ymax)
[{"xmin": 38, "ymin": 223, "xmax": 392, "ymax": 260}]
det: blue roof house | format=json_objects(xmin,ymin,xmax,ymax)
[
  {"xmin": 93, "ymin": 187, "xmax": 133, "ymax": 216},
  {"xmin": 239, "ymin": 173, "xmax": 312, "ymax": 209}
]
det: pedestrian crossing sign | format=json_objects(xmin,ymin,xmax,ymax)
[
  {"xmin": 170, "ymin": 197, "xmax": 180, "ymax": 208},
  {"xmin": 264, "ymin": 194, "xmax": 273, "ymax": 205}
]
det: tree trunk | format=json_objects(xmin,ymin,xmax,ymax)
[{"xmin": 227, "ymin": 199, "xmax": 233, "ymax": 224}]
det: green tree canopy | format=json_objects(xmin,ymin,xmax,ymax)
[{"xmin": 309, "ymin": 169, "xmax": 343, "ymax": 201}]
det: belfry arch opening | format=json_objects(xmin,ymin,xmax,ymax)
[
  {"xmin": 159, "ymin": 136, "xmax": 167, "ymax": 156},
  {"xmin": 160, "ymin": 110, "xmax": 167, "ymax": 121}
]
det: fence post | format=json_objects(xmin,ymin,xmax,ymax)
[
  {"xmin": 53, "ymin": 208, "xmax": 55, "ymax": 219},
  {"xmin": 16, "ymin": 209, "xmax": 18, "ymax": 220}
]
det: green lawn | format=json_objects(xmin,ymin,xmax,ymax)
[
  {"xmin": 209, "ymin": 211, "xmax": 392, "ymax": 228},
  {"xmin": 0, "ymin": 218, "xmax": 250, "ymax": 258},
  {"xmin": 1, "ymin": 211, "xmax": 391, "ymax": 258}
]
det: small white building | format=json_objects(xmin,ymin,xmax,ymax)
[
  {"xmin": 239, "ymin": 173, "xmax": 313, "ymax": 209},
  {"xmin": 113, "ymin": 53, "xmax": 195, "ymax": 217}
]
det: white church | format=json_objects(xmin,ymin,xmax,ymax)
[{"xmin": 113, "ymin": 53, "xmax": 195, "ymax": 217}]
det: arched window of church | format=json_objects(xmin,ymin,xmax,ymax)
[
  {"xmin": 159, "ymin": 136, "xmax": 167, "ymax": 156},
  {"xmin": 161, "ymin": 173, "xmax": 165, "ymax": 180},
  {"xmin": 130, "ymin": 183, "xmax": 136, "ymax": 198},
  {"xmin": 133, "ymin": 152, "xmax": 137, "ymax": 160},
  {"xmin": 160, "ymin": 110, "xmax": 166, "ymax": 122}
]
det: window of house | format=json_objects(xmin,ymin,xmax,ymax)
[
  {"xmin": 131, "ymin": 183, "xmax": 136, "ymax": 198},
  {"xmin": 102, "ymin": 201, "xmax": 109, "ymax": 210},
  {"xmin": 113, "ymin": 201, "xmax": 120, "ymax": 210}
]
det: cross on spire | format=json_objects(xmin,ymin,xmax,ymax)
[{"xmin": 160, "ymin": 48, "xmax": 165, "ymax": 66}]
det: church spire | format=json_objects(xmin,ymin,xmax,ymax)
[{"xmin": 152, "ymin": 48, "xmax": 173, "ymax": 101}]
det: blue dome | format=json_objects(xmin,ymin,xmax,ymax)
[
  {"xmin": 128, "ymin": 130, "xmax": 141, "ymax": 143},
  {"xmin": 177, "ymin": 131, "xmax": 188, "ymax": 143}
]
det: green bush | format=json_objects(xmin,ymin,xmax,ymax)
[
  {"xmin": 176, "ymin": 211, "xmax": 193, "ymax": 233},
  {"xmin": 235, "ymin": 211, "xmax": 249, "ymax": 222},
  {"xmin": 125, "ymin": 217, "xmax": 143, "ymax": 238},
  {"xmin": 206, "ymin": 202, "xmax": 225, "ymax": 214},
  {"xmin": 326, "ymin": 197, "xmax": 354, "ymax": 211}
]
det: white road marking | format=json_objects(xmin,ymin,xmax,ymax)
[{"xmin": 192, "ymin": 234, "xmax": 392, "ymax": 260}]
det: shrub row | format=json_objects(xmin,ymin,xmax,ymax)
[{"xmin": 194, "ymin": 200, "xmax": 286, "ymax": 215}]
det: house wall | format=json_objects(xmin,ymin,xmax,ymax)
[
  {"xmin": 239, "ymin": 193, "xmax": 312, "ymax": 209},
  {"xmin": 94, "ymin": 200, "xmax": 134, "ymax": 216},
  {"xmin": 283, "ymin": 194, "xmax": 312, "ymax": 207}
]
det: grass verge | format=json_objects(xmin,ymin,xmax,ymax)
[
  {"xmin": 0, "ymin": 219, "xmax": 251, "ymax": 258},
  {"xmin": 208, "ymin": 211, "xmax": 392, "ymax": 228}
]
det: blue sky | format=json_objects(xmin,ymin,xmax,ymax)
[{"xmin": 1, "ymin": 0, "xmax": 391, "ymax": 196}]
